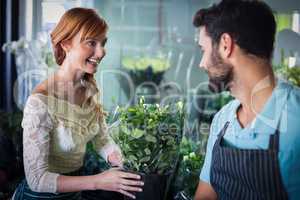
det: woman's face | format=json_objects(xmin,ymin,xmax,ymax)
[{"xmin": 63, "ymin": 32, "xmax": 107, "ymax": 74}]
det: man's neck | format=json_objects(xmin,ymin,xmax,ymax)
[{"xmin": 231, "ymin": 59, "xmax": 276, "ymax": 127}]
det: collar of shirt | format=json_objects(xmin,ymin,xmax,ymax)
[{"xmin": 228, "ymin": 79, "xmax": 292, "ymax": 139}]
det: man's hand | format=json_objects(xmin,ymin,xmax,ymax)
[{"xmin": 194, "ymin": 180, "xmax": 217, "ymax": 200}]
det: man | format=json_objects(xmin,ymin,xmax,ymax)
[{"xmin": 193, "ymin": 0, "xmax": 300, "ymax": 199}]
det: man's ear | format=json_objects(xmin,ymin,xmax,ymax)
[
  {"xmin": 219, "ymin": 33, "xmax": 234, "ymax": 58},
  {"xmin": 60, "ymin": 40, "xmax": 72, "ymax": 53}
]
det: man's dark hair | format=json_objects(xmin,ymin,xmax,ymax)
[{"xmin": 193, "ymin": 0, "xmax": 276, "ymax": 60}]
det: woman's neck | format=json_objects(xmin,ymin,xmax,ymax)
[{"xmin": 57, "ymin": 64, "xmax": 86, "ymax": 85}]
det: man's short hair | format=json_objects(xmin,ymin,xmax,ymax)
[{"xmin": 193, "ymin": 0, "xmax": 276, "ymax": 60}]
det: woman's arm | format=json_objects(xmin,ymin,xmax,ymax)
[
  {"xmin": 194, "ymin": 181, "xmax": 217, "ymax": 200},
  {"xmin": 23, "ymin": 96, "xmax": 142, "ymax": 198},
  {"xmin": 92, "ymin": 118, "xmax": 122, "ymax": 165},
  {"xmin": 22, "ymin": 95, "xmax": 59, "ymax": 193},
  {"xmin": 57, "ymin": 168, "xmax": 143, "ymax": 198}
]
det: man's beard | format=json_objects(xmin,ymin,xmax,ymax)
[{"xmin": 207, "ymin": 48, "xmax": 233, "ymax": 93}]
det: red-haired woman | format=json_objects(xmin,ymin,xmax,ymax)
[{"xmin": 13, "ymin": 7, "xmax": 143, "ymax": 200}]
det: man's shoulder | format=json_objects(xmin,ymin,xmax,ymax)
[
  {"xmin": 210, "ymin": 99, "xmax": 238, "ymax": 134},
  {"xmin": 285, "ymin": 85, "xmax": 300, "ymax": 131},
  {"xmin": 278, "ymin": 79, "xmax": 300, "ymax": 104},
  {"xmin": 214, "ymin": 99, "xmax": 239, "ymax": 121},
  {"xmin": 284, "ymin": 83, "xmax": 300, "ymax": 120},
  {"xmin": 288, "ymin": 84, "xmax": 300, "ymax": 106}
]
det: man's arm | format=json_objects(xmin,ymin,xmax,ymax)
[{"xmin": 194, "ymin": 180, "xmax": 217, "ymax": 200}]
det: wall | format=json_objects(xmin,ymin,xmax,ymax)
[{"xmin": 94, "ymin": 0, "xmax": 211, "ymax": 110}]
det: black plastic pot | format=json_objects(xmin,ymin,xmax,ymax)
[
  {"xmin": 81, "ymin": 190, "xmax": 123, "ymax": 200},
  {"xmin": 124, "ymin": 174, "xmax": 169, "ymax": 200}
]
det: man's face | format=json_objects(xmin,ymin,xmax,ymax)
[{"xmin": 198, "ymin": 27, "xmax": 233, "ymax": 93}]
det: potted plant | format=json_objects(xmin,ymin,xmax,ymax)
[
  {"xmin": 171, "ymin": 136, "xmax": 205, "ymax": 199},
  {"xmin": 111, "ymin": 98, "xmax": 184, "ymax": 200}
]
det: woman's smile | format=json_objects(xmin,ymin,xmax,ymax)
[{"xmin": 86, "ymin": 57, "xmax": 100, "ymax": 67}]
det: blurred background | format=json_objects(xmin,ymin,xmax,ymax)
[{"xmin": 0, "ymin": 0, "xmax": 300, "ymax": 199}]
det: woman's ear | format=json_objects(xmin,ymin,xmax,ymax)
[{"xmin": 60, "ymin": 40, "xmax": 72, "ymax": 53}]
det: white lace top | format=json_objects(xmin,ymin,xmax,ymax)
[{"xmin": 21, "ymin": 94, "xmax": 120, "ymax": 193}]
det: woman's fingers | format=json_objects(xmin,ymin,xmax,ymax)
[
  {"xmin": 118, "ymin": 189, "xmax": 136, "ymax": 199},
  {"xmin": 121, "ymin": 179, "xmax": 144, "ymax": 186},
  {"xmin": 120, "ymin": 172, "xmax": 141, "ymax": 180},
  {"xmin": 110, "ymin": 168, "xmax": 141, "ymax": 180},
  {"xmin": 120, "ymin": 184, "xmax": 142, "ymax": 192}
]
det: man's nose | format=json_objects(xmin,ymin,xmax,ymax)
[{"xmin": 199, "ymin": 59, "xmax": 206, "ymax": 70}]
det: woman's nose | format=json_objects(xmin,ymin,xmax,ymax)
[{"xmin": 95, "ymin": 45, "xmax": 105, "ymax": 58}]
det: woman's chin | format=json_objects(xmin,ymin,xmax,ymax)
[
  {"xmin": 84, "ymin": 63, "xmax": 98, "ymax": 74},
  {"xmin": 84, "ymin": 67, "xmax": 97, "ymax": 74}
]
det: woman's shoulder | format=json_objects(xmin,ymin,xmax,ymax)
[
  {"xmin": 31, "ymin": 77, "xmax": 54, "ymax": 96},
  {"xmin": 22, "ymin": 81, "xmax": 55, "ymax": 130},
  {"xmin": 25, "ymin": 77, "xmax": 55, "ymax": 110},
  {"xmin": 29, "ymin": 76, "xmax": 56, "ymax": 100}
]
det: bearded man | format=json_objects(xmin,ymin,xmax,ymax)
[{"xmin": 193, "ymin": 0, "xmax": 300, "ymax": 200}]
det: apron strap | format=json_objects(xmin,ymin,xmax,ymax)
[
  {"xmin": 268, "ymin": 129, "xmax": 279, "ymax": 151},
  {"xmin": 218, "ymin": 121, "xmax": 230, "ymax": 138}
]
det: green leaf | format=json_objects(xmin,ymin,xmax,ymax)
[
  {"xmin": 128, "ymin": 107, "xmax": 137, "ymax": 113},
  {"xmin": 140, "ymin": 156, "xmax": 151, "ymax": 162},
  {"xmin": 144, "ymin": 148, "xmax": 151, "ymax": 155},
  {"xmin": 145, "ymin": 135, "xmax": 157, "ymax": 143},
  {"xmin": 128, "ymin": 155, "xmax": 138, "ymax": 161},
  {"xmin": 121, "ymin": 125, "xmax": 131, "ymax": 135},
  {"xmin": 131, "ymin": 128, "xmax": 144, "ymax": 139},
  {"xmin": 176, "ymin": 101, "xmax": 183, "ymax": 111},
  {"xmin": 167, "ymin": 139, "xmax": 175, "ymax": 146}
]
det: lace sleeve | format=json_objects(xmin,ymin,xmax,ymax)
[
  {"xmin": 21, "ymin": 95, "xmax": 59, "ymax": 193},
  {"xmin": 92, "ymin": 120, "xmax": 121, "ymax": 162}
]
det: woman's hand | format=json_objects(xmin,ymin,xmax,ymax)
[
  {"xmin": 107, "ymin": 150, "xmax": 123, "ymax": 167},
  {"xmin": 93, "ymin": 168, "xmax": 144, "ymax": 199}
]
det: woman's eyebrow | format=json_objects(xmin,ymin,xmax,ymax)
[{"xmin": 86, "ymin": 37, "xmax": 107, "ymax": 42}]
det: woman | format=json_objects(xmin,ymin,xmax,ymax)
[{"xmin": 13, "ymin": 7, "xmax": 143, "ymax": 200}]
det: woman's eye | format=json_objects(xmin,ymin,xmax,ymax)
[{"xmin": 87, "ymin": 41, "xmax": 96, "ymax": 47}]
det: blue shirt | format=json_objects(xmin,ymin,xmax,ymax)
[{"xmin": 200, "ymin": 80, "xmax": 300, "ymax": 200}]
